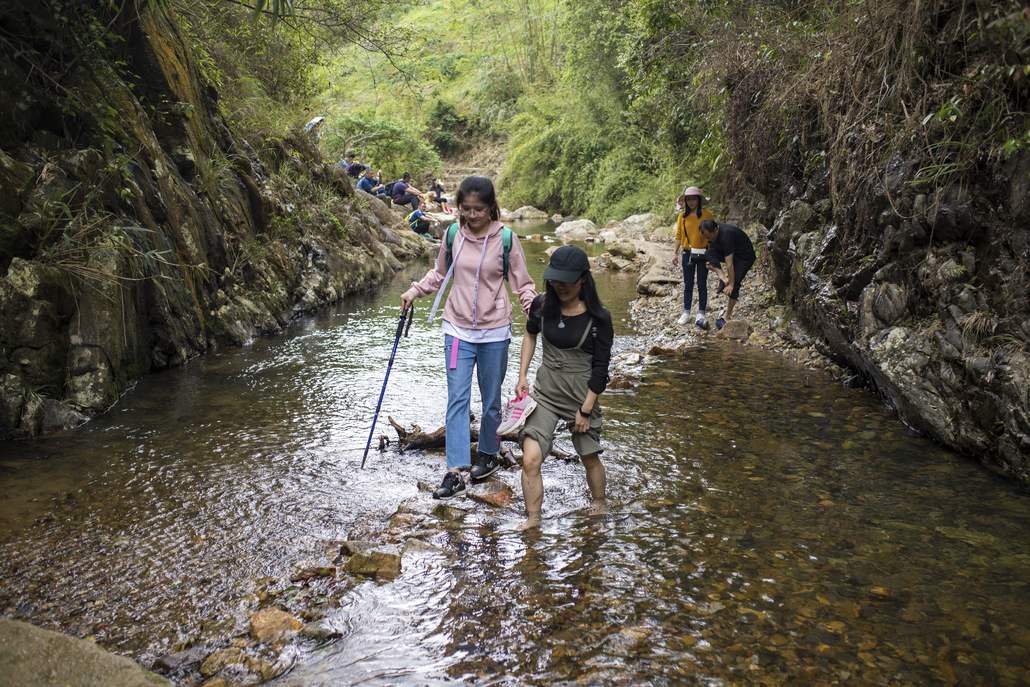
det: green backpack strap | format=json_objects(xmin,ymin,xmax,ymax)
[
  {"xmin": 445, "ymin": 223, "xmax": 459, "ymax": 267},
  {"xmin": 446, "ymin": 223, "xmax": 512, "ymax": 281},
  {"xmin": 502, "ymin": 226, "xmax": 512, "ymax": 282}
]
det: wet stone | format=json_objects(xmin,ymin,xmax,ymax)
[
  {"xmin": 467, "ymin": 478, "xmax": 515, "ymax": 507},
  {"xmin": 388, "ymin": 512, "xmax": 426, "ymax": 530},
  {"xmin": 339, "ymin": 541, "xmax": 378, "ymax": 557},
  {"xmin": 152, "ymin": 645, "xmax": 207, "ymax": 674},
  {"xmin": 344, "ymin": 545, "xmax": 402, "ymax": 577},
  {"xmin": 249, "ymin": 608, "xmax": 303, "ymax": 645},
  {"xmin": 646, "ymin": 344, "xmax": 684, "ymax": 356},
  {"xmin": 401, "ymin": 538, "xmax": 445, "ymax": 556},
  {"xmin": 245, "ymin": 655, "xmax": 281, "ymax": 680},
  {"xmin": 200, "ymin": 648, "xmax": 245, "ymax": 676},
  {"xmin": 607, "ymin": 374, "xmax": 637, "ymax": 389},
  {"xmin": 291, "ymin": 559, "xmax": 336, "ymax": 580},
  {"xmin": 432, "ymin": 501, "xmax": 474, "ymax": 521},
  {"xmin": 299, "ymin": 618, "xmax": 341, "ymax": 643},
  {"xmin": 1009, "ymin": 628, "xmax": 1030, "ymax": 649}
]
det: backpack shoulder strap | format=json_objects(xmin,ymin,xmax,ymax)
[
  {"xmin": 445, "ymin": 223, "xmax": 459, "ymax": 267},
  {"xmin": 501, "ymin": 226, "xmax": 512, "ymax": 281}
]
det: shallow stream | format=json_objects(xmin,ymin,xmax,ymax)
[{"xmin": 1, "ymin": 222, "xmax": 1029, "ymax": 685}]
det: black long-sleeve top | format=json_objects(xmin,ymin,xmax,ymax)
[{"xmin": 526, "ymin": 294, "xmax": 614, "ymax": 395}]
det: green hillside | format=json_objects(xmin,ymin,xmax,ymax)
[{"xmin": 191, "ymin": 0, "xmax": 1030, "ymax": 227}]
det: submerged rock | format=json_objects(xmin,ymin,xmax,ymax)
[
  {"xmin": 249, "ymin": 608, "xmax": 304, "ymax": 645},
  {"xmin": 344, "ymin": 544, "xmax": 402, "ymax": 577},
  {"xmin": 299, "ymin": 619, "xmax": 342, "ymax": 643},
  {"xmin": 200, "ymin": 648, "xmax": 245, "ymax": 677},
  {"xmin": 467, "ymin": 478, "xmax": 515, "ymax": 507}
]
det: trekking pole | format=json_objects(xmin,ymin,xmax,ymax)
[{"xmin": 361, "ymin": 305, "xmax": 414, "ymax": 469}]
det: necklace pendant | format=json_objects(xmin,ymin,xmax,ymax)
[{"xmin": 558, "ymin": 320, "xmax": 565, "ymax": 328}]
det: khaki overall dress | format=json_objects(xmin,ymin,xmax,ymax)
[{"xmin": 519, "ymin": 316, "xmax": 604, "ymax": 459}]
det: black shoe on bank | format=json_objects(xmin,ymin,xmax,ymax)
[
  {"xmin": 433, "ymin": 471, "xmax": 466, "ymax": 500},
  {"xmin": 470, "ymin": 451, "xmax": 501, "ymax": 481}
]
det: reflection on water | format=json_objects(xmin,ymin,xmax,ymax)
[{"xmin": 1, "ymin": 224, "xmax": 1029, "ymax": 685}]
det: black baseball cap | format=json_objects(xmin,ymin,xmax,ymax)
[{"xmin": 543, "ymin": 245, "xmax": 590, "ymax": 283}]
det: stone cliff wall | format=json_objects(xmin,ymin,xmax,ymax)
[
  {"xmin": 756, "ymin": 149, "xmax": 1029, "ymax": 479},
  {"xmin": 714, "ymin": 1, "xmax": 1030, "ymax": 481},
  {"xmin": 0, "ymin": 2, "xmax": 426, "ymax": 439}
]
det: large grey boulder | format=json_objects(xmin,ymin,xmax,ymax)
[
  {"xmin": 617, "ymin": 213, "xmax": 660, "ymax": 238},
  {"xmin": 555, "ymin": 219, "xmax": 597, "ymax": 239},
  {"xmin": 605, "ymin": 239, "xmax": 638, "ymax": 260},
  {"xmin": 0, "ymin": 617, "xmax": 172, "ymax": 687},
  {"xmin": 510, "ymin": 206, "xmax": 549, "ymax": 220}
]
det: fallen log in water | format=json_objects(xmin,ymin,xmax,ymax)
[
  {"xmin": 386, "ymin": 416, "xmax": 529, "ymax": 452},
  {"xmin": 385, "ymin": 415, "xmax": 575, "ymax": 465},
  {"xmin": 387, "ymin": 416, "xmax": 487, "ymax": 451}
]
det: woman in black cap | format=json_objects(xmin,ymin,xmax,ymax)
[{"xmin": 513, "ymin": 245, "xmax": 614, "ymax": 530}]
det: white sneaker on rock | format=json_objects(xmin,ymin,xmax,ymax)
[{"xmin": 677, "ymin": 312, "xmax": 690, "ymax": 325}]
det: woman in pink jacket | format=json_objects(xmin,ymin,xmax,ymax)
[{"xmin": 401, "ymin": 176, "xmax": 537, "ymax": 499}]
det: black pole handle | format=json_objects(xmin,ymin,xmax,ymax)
[
  {"xmin": 404, "ymin": 304, "xmax": 414, "ymax": 337},
  {"xmin": 394, "ymin": 309, "xmax": 407, "ymax": 339}
]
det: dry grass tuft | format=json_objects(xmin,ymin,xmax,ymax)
[{"xmin": 960, "ymin": 310, "xmax": 997, "ymax": 342}]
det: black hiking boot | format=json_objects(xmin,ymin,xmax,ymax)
[
  {"xmin": 433, "ymin": 471, "xmax": 466, "ymax": 500},
  {"xmin": 470, "ymin": 451, "xmax": 501, "ymax": 481}
]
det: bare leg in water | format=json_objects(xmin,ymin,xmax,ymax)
[
  {"xmin": 518, "ymin": 440, "xmax": 606, "ymax": 530},
  {"xmin": 580, "ymin": 451, "xmax": 607, "ymax": 514},
  {"xmin": 518, "ymin": 437, "xmax": 544, "ymax": 530}
]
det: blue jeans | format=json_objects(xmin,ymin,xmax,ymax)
[
  {"xmin": 444, "ymin": 335, "xmax": 508, "ymax": 470},
  {"xmin": 682, "ymin": 252, "xmax": 709, "ymax": 313}
]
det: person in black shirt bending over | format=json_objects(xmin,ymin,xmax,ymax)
[
  {"xmin": 514, "ymin": 245, "xmax": 614, "ymax": 531},
  {"xmin": 698, "ymin": 219, "xmax": 756, "ymax": 330}
]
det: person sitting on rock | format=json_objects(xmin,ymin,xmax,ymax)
[
  {"xmin": 391, "ymin": 172, "xmax": 424, "ymax": 214},
  {"xmin": 699, "ymin": 219, "xmax": 756, "ymax": 330},
  {"xmin": 356, "ymin": 167, "xmax": 391, "ymax": 205},
  {"xmin": 406, "ymin": 201, "xmax": 436, "ymax": 234},
  {"xmin": 428, "ymin": 177, "xmax": 454, "ymax": 213},
  {"xmin": 343, "ymin": 152, "xmax": 367, "ymax": 179}
]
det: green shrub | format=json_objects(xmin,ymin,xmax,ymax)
[
  {"xmin": 425, "ymin": 99, "xmax": 474, "ymax": 157},
  {"xmin": 322, "ymin": 110, "xmax": 440, "ymax": 181}
]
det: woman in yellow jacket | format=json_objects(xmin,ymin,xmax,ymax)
[{"xmin": 671, "ymin": 186, "xmax": 715, "ymax": 328}]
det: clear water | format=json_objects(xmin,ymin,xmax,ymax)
[{"xmin": 1, "ymin": 222, "xmax": 1028, "ymax": 686}]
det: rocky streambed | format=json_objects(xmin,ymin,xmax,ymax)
[{"xmin": 3, "ymin": 208, "xmax": 1027, "ymax": 687}]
